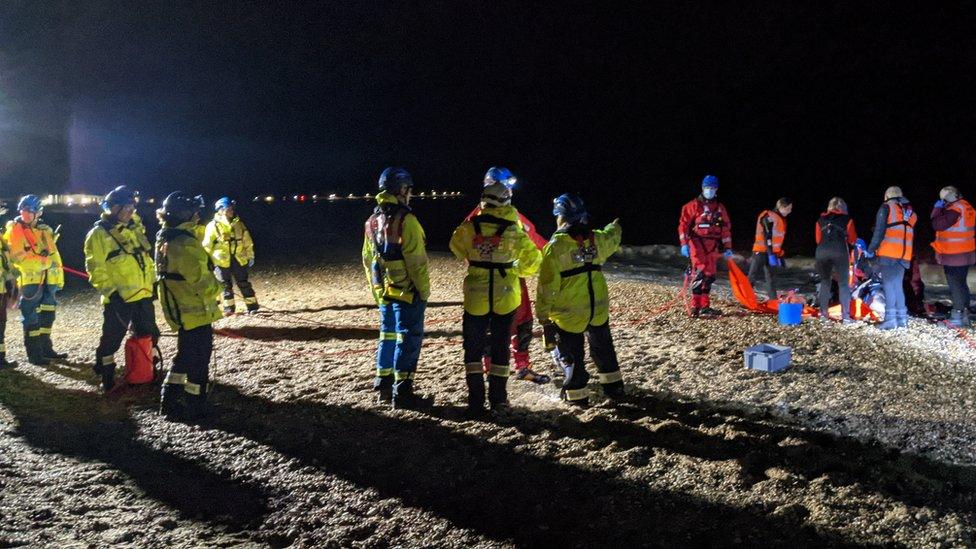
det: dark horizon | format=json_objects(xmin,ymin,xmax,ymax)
[{"xmin": 1, "ymin": 2, "xmax": 974, "ymax": 248}]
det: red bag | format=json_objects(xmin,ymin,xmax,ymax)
[{"xmin": 124, "ymin": 336, "xmax": 155, "ymax": 385}]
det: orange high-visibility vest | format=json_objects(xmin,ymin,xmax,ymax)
[
  {"xmin": 751, "ymin": 210, "xmax": 786, "ymax": 255},
  {"xmin": 931, "ymin": 199, "xmax": 976, "ymax": 255},
  {"xmin": 877, "ymin": 202, "xmax": 917, "ymax": 261}
]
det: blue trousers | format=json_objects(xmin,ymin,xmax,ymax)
[
  {"xmin": 376, "ymin": 298, "xmax": 426, "ymax": 387},
  {"xmin": 879, "ymin": 261, "xmax": 907, "ymax": 321},
  {"xmin": 20, "ymin": 282, "xmax": 58, "ymax": 331}
]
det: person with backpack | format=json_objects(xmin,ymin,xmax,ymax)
[
  {"xmin": 363, "ymin": 167, "xmax": 432, "ymax": 410},
  {"xmin": 815, "ymin": 197, "xmax": 858, "ymax": 322},
  {"xmin": 84, "ymin": 186, "xmax": 161, "ymax": 391},
  {"xmin": 930, "ymin": 185, "xmax": 975, "ymax": 328},
  {"xmin": 866, "ymin": 186, "xmax": 917, "ymax": 330},
  {"xmin": 156, "ymin": 192, "xmax": 222, "ymax": 421},
  {"xmin": 465, "ymin": 167, "xmax": 551, "ymax": 385},
  {"xmin": 536, "ymin": 194, "xmax": 624, "ymax": 406},
  {"xmin": 677, "ymin": 175, "xmax": 733, "ymax": 317},
  {"xmin": 2, "ymin": 195, "xmax": 67, "ymax": 365},
  {"xmin": 450, "ymin": 181, "xmax": 541, "ymax": 414},
  {"xmin": 203, "ymin": 197, "xmax": 259, "ymax": 315},
  {"xmin": 748, "ymin": 198, "xmax": 792, "ymax": 299}
]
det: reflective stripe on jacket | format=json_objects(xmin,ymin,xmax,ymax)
[
  {"xmin": 0, "ymin": 227, "xmax": 11, "ymax": 294},
  {"xmin": 3, "ymin": 218, "xmax": 64, "ymax": 287},
  {"xmin": 877, "ymin": 200, "xmax": 917, "ymax": 261},
  {"xmin": 84, "ymin": 213, "xmax": 157, "ymax": 304},
  {"xmin": 450, "ymin": 204, "xmax": 541, "ymax": 316},
  {"xmin": 932, "ymin": 199, "xmax": 976, "ymax": 255},
  {"xmin": 751, "ymin": 210, "xmax": 786, "ymax": 255},
  {"xmin": 536, "ymin": 221, "xmax": 622, "ymax": 333},
  {"xmin": 203, "ymin": 214, "xmax": 254, "ymax": 268},
  {"xmin": 362, "ymin": 191, "xmax": 430, "ymax": 304},
  {"xmin": 155, "ymin": 221, "xmax": 222, "ymax": 331}
]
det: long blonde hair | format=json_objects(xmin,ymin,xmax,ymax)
[{"xmin": 827, "ymin": 197, "xmax": 848, "ymax": 213}]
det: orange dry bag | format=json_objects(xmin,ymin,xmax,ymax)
[{"xmin": 124, "ymin": 336, "xmax": 155, "ymax": 384}]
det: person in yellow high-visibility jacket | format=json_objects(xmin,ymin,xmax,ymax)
[
  {"xmin": 2, "ymin": 195, "xmax": 66, "ymax": 365},
  {"xmin": 362, "ymin": 167, "xmax": 432, "ymax": 410},
  {"xmin": 536, "ymin": 193, "xmax": 623, "ymax": 407},
  {"xmin": 203, "ymin": 197, "xmax": 258, "ymax": 315},
  {"xmin": 83, "ymin": 186, "xmax": 160, "ymax": 391},
  {"xmin": 0, "ymin": 203, "xmax": 17, "ymax": 369},
  {"xmin": 156, "ymin": 192, "xmax": 222, "ymax": 422},
  {"xmin": 450, "ymin": 181, "xmax": 541, "ymax": 413}
]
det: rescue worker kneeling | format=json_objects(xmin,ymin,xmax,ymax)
[
  {"xmin": 203, "ymin": 197, "xmax": 259, "ymax": 315},
  {"xmin": 3, "ymin": 195, "xmax": 67, "ymax": 365},
  {"xmin": 536, "ymin": 194, "xmax": 624, "ymax": 406},
  {"xmin": 363, "ymin": 167, "xmax": 433, "ymax": 410},
  {"xmin": 84, "ymin": 186, "xmax": 161, "ymax": 391},
  {"xmin": 156, "ymin": 192, "xmax": 222, "ymax": 421},
  {"xmin": 450, "ymin": 181, "xmax": 541, "ymax": 413}
]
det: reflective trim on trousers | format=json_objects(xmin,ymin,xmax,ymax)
[
  {"xmin": 37, "ymin": 304, "xmax": 57, "ymax": 312},
  {"xmin": 376, "ymin": 367, "xmax": 394, "ymax": 377},
  {"xmin": 465, "ymin": 362, "xmax": 484, "ymax": 374},
  {"xmin": 244, "ymin": 297, "xmax": 258, "ymax": 305},
  {"xmin": 185, "ymin": 381, "xmax": 204, "ymax": 395},
  {"xmin": 598, "ymin": 370, "xmax": 623, "ymax": 384},
  {"xmin": 100, "ymin": 355, "xmax": 116, "ymax": 366},
  {"xmin": 222, "ymin": 299, "xmax": 236, "ymax": 307},
  {"xmin": 488, "ymin": 364, "xmax": 510, "ymax": 378},
  {"xmin": 28, "ymin": 329, "xmax": 43, "ymax": 337},
  {"xmin": 564, "ymin": 387, "xmax": 590, "ymax": 401},
  {"xmin": 379, "ymin": 331, "xmax": 397, "ymax": 341},
  {"xmin": 38, "ymin": 327, "xmax": 52, "ymax": 335},
  {"xmin": 394, "ymin": 371, "xmax": 415, "ymax": 381},
  {"xmin": 164, "ymin": 371, "xmax": 187, "ymax": 385},
  {"xmin": 0, "ymin": 344, "xmax": 5, "ymax": 353}
]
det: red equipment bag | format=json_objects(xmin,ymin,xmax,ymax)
[{"xmin": 124, "ymin": 336, "xmax": 155, "ymax": 385}]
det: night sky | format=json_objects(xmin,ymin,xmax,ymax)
[{"xmin": 1, "ymin": 2, "xmax": 975, "ymax": 247}]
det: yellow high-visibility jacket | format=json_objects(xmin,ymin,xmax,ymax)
[
  {"xmin": 84, "ymin": 213, "xmax": 157, "ymax": 304},
  {"xmin": 362, "ymin": 191, "xmax": 431, "ymax": 304},
  {"xmin": 3, "ymin": 218, "xmax": 64, "ymax": 288},
  {"xmin": 203, "ymin": 214, "xmax": 254, "ymax": 268},
  {"xmin": 156, "ymin": 221, "xmax": 222, "ymax": 331},
  {"xmin": 0, "ymin": 225, "xmax": 12, "ymax": 294},
  {"xmin": 450, "ymin": 204, "xmax": 542, "ymax": 316},
  {"xmin": 536, "ymin": 220, "xmax": 622, "ymax": 333}
]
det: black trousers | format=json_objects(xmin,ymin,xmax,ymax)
[
  {"xmin": 555, "ymin": 322, "xmax": 621, "ymax": 391},
  {"xmin": 0, "ymin": 291, "xmax": 7, "ymax": 353},
  {"xmin": 173, "ymin": 324, "xmax": 213, "ymax": 389},
  {"xmin": 215, "ymin": 257, "xmax": 256, "ymax": 310},
  {"xmin": 95, "ymin": 297, "xmax": 160, "ymax": 367},
  {"xmin": 815, "ymin": 246, "xmax": 851, "ymax": 315},
  {"xmin": 747, "ymin": 252, "xmax": 779, "ymax": 298},
  {"xmin": 463, "ymin": 311, "xmax": 515, "ymax": 373},
  {"xmin": 944, "ymin": 265, "xmax": 972, "ymax": 312}
]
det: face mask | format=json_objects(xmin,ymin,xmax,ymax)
[{"xmin": 702, "ymin": 188, "xmax": 717, "ymax": 200}]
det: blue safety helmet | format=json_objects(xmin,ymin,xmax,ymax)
[
  {"xmin": 214, "ymin": 196, "xmax": 236, "ymax": 211},
  {"xmin": 701, "ymin": 175, "xmax": 720, "ymax": 188},
  {"xmin": 552, "ymin": 193, "xmax": 589, "ymax": 225},
  {"xmin": 161, "ymin": 192, "xmax": 205, "ymax": 224},
  {"xmin": 17, "ymin": 195, "xmax": 43, "ymax": 214},
  {"xmin": 101, "ymin": 185, "xmax": 139, "ymax": 212},
  {"xmin": 377, "ymin": 167, "xmax": 414, "ymax": 192},
  {"xmin": 484, "ymin": 166, "xmax": 517, "ymax": 189}
]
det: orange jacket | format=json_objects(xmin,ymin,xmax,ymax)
[
  {"xmin": 931, "ymin": 199, "xmax": 975, "ymax": 256},
  {"xmin": 877, "ymin": 201, "xmax": 917, "ymax": 261},
  {"xmin": 751, "ymin": 210, "xmax": 786, "ymax": 256}
]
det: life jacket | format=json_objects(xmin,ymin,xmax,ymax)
[
  {"xmin": 3, "ymin": 219, "xmax": 63, "ymax": 287},
  {"xmin": 365, "ymin": 202, "xmax": 415, "ymax": 303},
  {"xmin": 752, "ymin": 210, "xmax": 786, "ymax": 255},
  {"xmin": 818, "ymin": 212, "xmax": 851, "ymax": 246},
  {"xmin": 468, "ymin": 214, "xmax": 516, "ymax": 313},
  {"xmin": 690, "ymin": 199, "xmax": 727, "ymax": 240},
  {"xmin": 84, "ymin": 217, "xmax": 156, "ymax": 304},
  {"xmin": 877, "ymin": 200, "xmax": 917, "ymax": 261},
  {"xmin": 562, "ymin": 230, "xmax": 602, "ymax": 323},
  {"xmin": 932, "ymin": 199, "xmax": 976, "ymax": 255},
  {"xmin": 155, "ymin": 224, "xmax": 222, "ymax": 331}
]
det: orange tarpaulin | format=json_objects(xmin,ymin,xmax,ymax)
[{"xmin": 726, "ymin": 258, "xmax": 817, "ymax": 317}]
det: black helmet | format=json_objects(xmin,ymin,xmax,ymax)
[
  {"xmin": 161, "ymin": 192, "xmax": 204, "ymax": 224},
  {"xmin": 101, "ymin": 185, "xmax": 139, "ymax": 211},
  {"xmin": 377, "ymin": 167, "xmax": 413, "ymax": 192}
]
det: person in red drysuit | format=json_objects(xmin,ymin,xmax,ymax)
[{"xmin": 677, "ymin": 175, "xmax": 733, "ymax": 317}]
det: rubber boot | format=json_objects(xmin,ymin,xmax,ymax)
[
  {"xmin": 602, "ymin": 380, "xmax": 626, "ymax": 401},
  {"xmin": 948, "ymin": 309, "xmax": 968, "ymax": 329},
  {"xmin": 392, "ymin": 379, "xmax": 433, "ymax": 410},
  {"xmin": 896, "ymin": 311, "xmax": 909, "ymax": 329},
  {"xmin": 93, "ymin": 358, "xmax": 116, "ymax": 392},
  {"xmin": 487, "ymin": 375, "xmax": 509, "ymax": 411},
  {"xmin": 159, "ymin": 382, "xmax": 187, "ymax": 420},
  {"xmin": 246, "ymin": 302, "xmax": 260, "ymax": 314},
  {"xmin": 374, "ymin": 375, "xmax": 393, "ymax": 404},
  {"xmin": 42, "ymin": 335, "xmax": 68, "ymax": 360},
  {"xmin": 877, "ymin": 315, "xmax": 898, "ymax": 330},
  {"xmin": 183, "ymin": 382, "xmax": 208, "ymax": 422},
  {"xmin": 465, "ymin": 373, "xmax": 486, "ymax": 416},
  {"xmin": 25, "ymin": 330, "xmax": 49, "ymax": 366}
]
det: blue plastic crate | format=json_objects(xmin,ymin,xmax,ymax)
[{"xmin": 744, "ymin": 344, "xmax": 792, "ymax": 373}]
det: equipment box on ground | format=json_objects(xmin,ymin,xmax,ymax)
[{"xmin": 744, "ymin": 344, "xmax": 792, "ymax": 373}]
